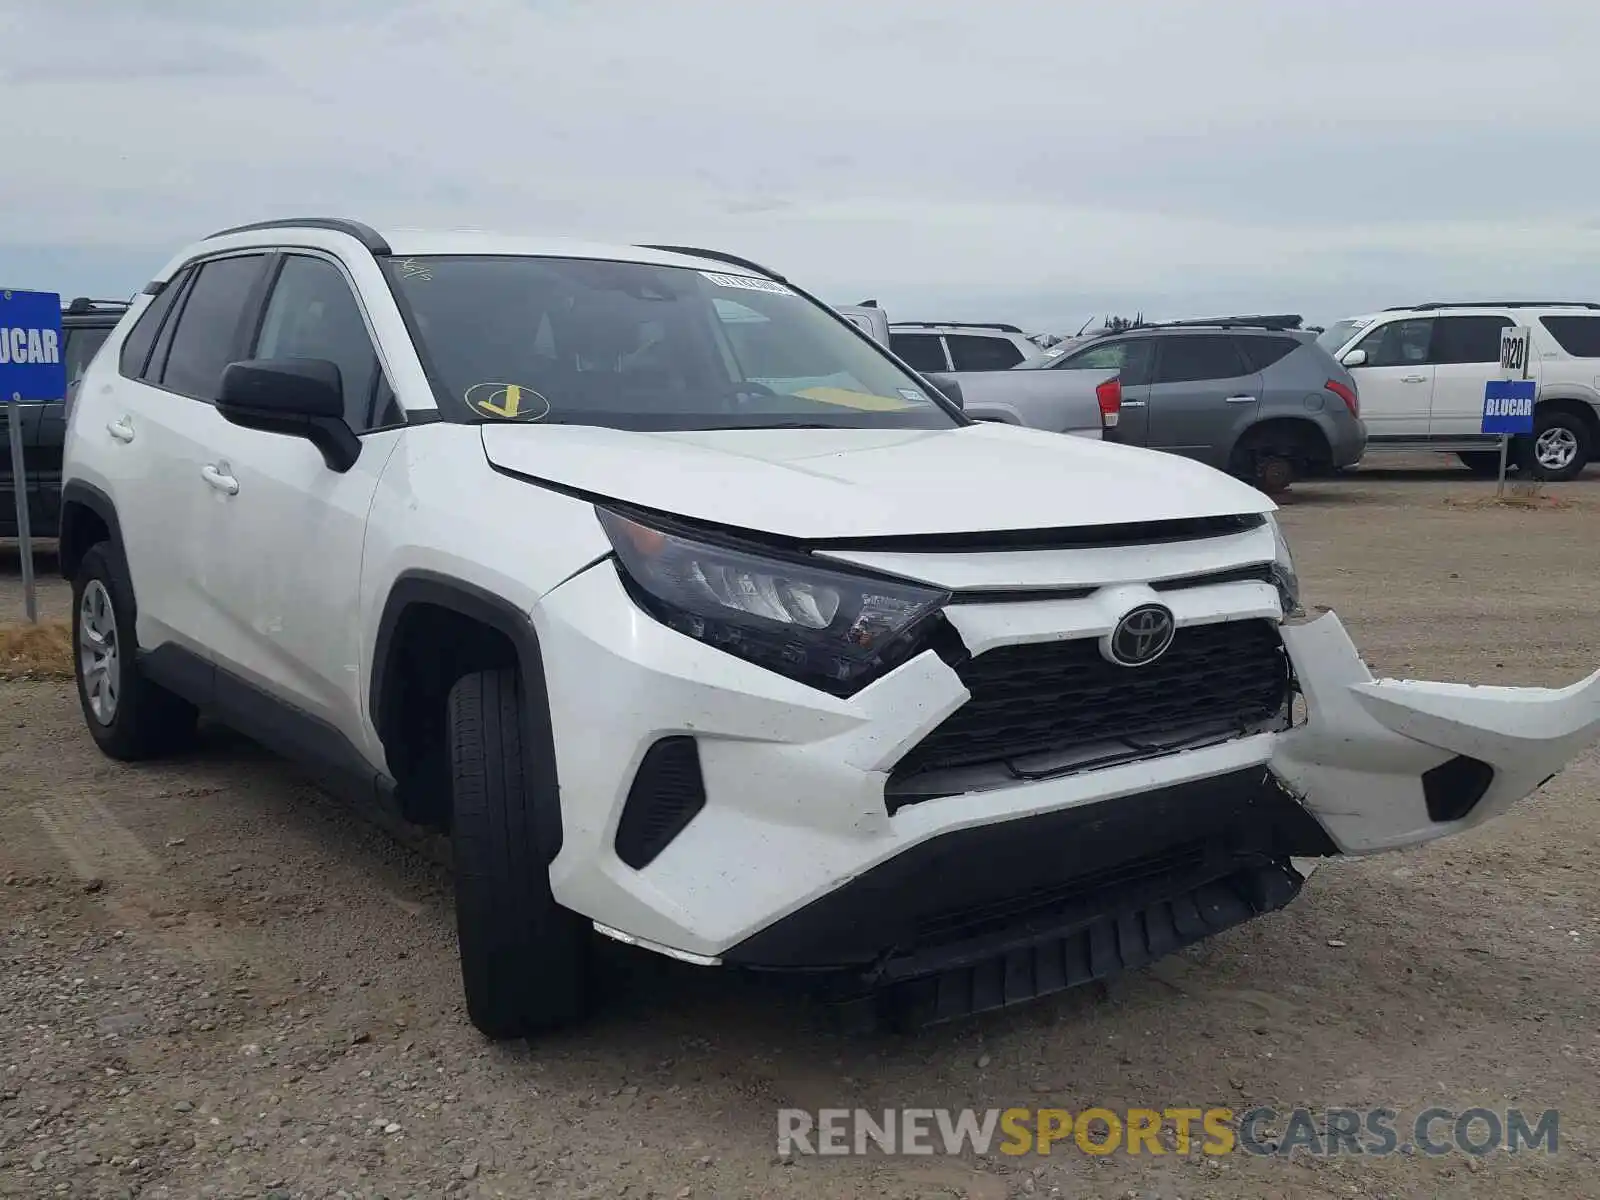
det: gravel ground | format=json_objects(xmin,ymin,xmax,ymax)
[{"xmin": 4, "ymin": 458, "xmax": 1600, "ymax": 1199}]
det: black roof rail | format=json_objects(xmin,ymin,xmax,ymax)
[
  {"xmin": 1152, "ymin": 315, "xmax": 1299, "ymax": 329},
  {"xmin": 1117, "ymin": 313, "xmax": 1304, "ymax": 332},
  {"xmin": 205, "ymin": 217, "xmax": 391, "ymax": 255},
  {"xmin": 64, "ymin": 297, "xmax": 131, "ymax": 314},
  {"xmin": 889, "ymin": 320, "xmax": 1026, "ymax": 334},
  {"xmin": 1396, "ymin": 300, "xmax": 1600, "ymax": 312},
  {"xmin": 637, "ymin": 244, "xmax": 788, "ymax": 283}
]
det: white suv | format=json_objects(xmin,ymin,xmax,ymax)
[
  {"xmin": 59, "ymin": 219, "xmax": 1600, "ymax": 1038},
  {"xmin": 1317, "ymin": 301, "xmax": 1600, "ymax": 479},
  {"xmin": 888, "ymin": 322, "xmax": 1046, "ymax": 373}
]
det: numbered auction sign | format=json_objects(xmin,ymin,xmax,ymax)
[{"xmin": 1499, "ymin": 326, "xmax": 1531, "ymax": 380}]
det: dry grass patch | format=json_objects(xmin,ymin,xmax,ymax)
[{"xmin": 0, "ymin": 618, "xmax": 74, "ymax": 680}]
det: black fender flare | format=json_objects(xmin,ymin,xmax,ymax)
[
  {"xmin": 58, "ymin": 480, "xmax": 128, "ymax": 583},
  {"xmin": 369, "ymin": 570, "xmax": 564, "ymax": 860}
]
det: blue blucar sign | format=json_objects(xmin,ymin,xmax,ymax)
[
  {"xmin": 1482, "ymin": 379, "xmax": 1536, "ymax": 436},
  {"xmin": 0, "ymin": 289, "xmax": 66, "ymax": 401}
]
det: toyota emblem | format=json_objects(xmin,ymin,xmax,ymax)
[{"xmin": 1103, "ymin": 604, "xmax": 1177, "ymax": 667}]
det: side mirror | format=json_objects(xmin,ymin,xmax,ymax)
[
  {"xmin": 217, "ymin": 358, "xmax": 360, "ymax": 472},
  {"xmin": 921, "ymin": 371, "xmax": 965, "ymax": 410},
  {"xmin": 1340, "ymin": 349, "xmax": 1367, "ymax": 368}
]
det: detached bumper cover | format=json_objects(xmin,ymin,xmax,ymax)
[{"xmin": 1273, "ymin": 612, "xmax": 1600, "ymax": 853}]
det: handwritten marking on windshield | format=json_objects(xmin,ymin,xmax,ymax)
[{"xmin": 466, "ymin": 382, "xmax": 551, "ymax": 421}]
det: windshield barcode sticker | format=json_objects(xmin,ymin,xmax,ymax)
[{"xmin": 700, "ymin": 271, "xmax": 794, "ymax": 296}]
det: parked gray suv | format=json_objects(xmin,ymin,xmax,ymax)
[{"xmin": 1031, "ymin": 316, "xmax": 1367, "ymax": 492}]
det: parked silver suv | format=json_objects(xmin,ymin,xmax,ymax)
[{"xmin": 1035, "ymin": 316, "xmax": 1367, "ymax": 492}]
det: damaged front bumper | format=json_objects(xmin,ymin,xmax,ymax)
[{"xmin": 1275, "ymin": 611, "xmax": 1600, "ymax": 854}]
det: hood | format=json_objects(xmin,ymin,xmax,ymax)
[{"xmin": 479, "ymin": 422, "xmax": 1273, "ymax": 541}]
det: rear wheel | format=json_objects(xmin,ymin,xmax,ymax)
[
  {"xmin": 1521, "ymin": 409, "xmax": 1591, "ymax": 481},
  {"xmin": 448, "ymin": 667, "xmax": 592, "ymax": 1039},
  {"xmin": 71, "ymin": 543, "xmax": 197, "ymax": 761}
]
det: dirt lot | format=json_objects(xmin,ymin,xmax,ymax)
[{"xmin": 3, "ymin": 458, "xmax": 1600, "ymax": 1200}]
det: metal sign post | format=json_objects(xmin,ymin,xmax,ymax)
[
  {"xmin": 1487, "ymin": 326, "xmax": 1534, "ymax": 498},
  {"xmin": 7, "ymin": 391, "xmax": 35, "ymax": 621},
  {"xmin": 0, "ymin": 288, "xmax": 67, "ymax": 623}
]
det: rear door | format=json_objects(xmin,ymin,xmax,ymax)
[
  {"xmin": 1049, "ymin": 336, "xmax": 1155, "ymax": 443},
  {"xmin": 1145, "ymin": 334, "xmax": 1261, "ymax": 467},
  {"xmin": 1342, "ymin": 317, "xmax": 1433, "ymax": 437},
  {"xmin": 1427, "ymin": 314, "xmax": 1513, "ymax": 436},
  {"xmin": 114, "ymin": 252, "xmax": 274, "ymax": 653}
]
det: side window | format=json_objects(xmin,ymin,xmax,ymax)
[
  {"xmin": 945, "ymin": 334, "xmax": 1024, "ymax": 371},
  {"xmin": 1153, "ymin": 335, "xmax": 1249, "ymax": 385},
  {"xmin": 1430, "ymin": 315, "xmax": 1513, "ymax": 365},
  {"xmin": 889, "ymin": 333, "xmax": 949, "ymax": 372},
  {"xmin": 159, "ymin": 254, "xmax": 270, "ymax": 400},
  {"xmin": 1353, "ymin": 318, "xmax": 1432, "ymax": 369},
  {"xmin": 118, "ymin": 270, "xmax": 191, "ymax": 379},
  {"xmin": 65, "ymin": 327, "xmax": 111, "ymax": 388},
  {"xmin": 1054, "ymin": 338, "xmax": 1155, "ymax": 386},
  {"xmin": 254, "ymin": 255, "xmax": 383, "ymax": 430},
  {"xmin": 1234, "ymin": 335, "xmax": 1301, "ymax": 372}
]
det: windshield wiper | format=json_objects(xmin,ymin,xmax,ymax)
[{"xmin": 730, "ymin": 421, "xmax": 841, "ymax": 430}]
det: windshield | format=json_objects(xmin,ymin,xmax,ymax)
[
  {"xmin": 383, "ymin": 256, "xmax": 961, "ymax": 431},
  {"xmin": 1315, "ymin": 319, "xmax": 1368, "ymax": 355}
]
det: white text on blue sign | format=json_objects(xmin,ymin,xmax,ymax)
[{"xmin": 0, "ymin": 326, "xmax": 61, "ymax": 366}]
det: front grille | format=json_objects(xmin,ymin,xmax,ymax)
[{"xmin": 890, "ymin": 618, "xmax": 1289, "ymax": 788}]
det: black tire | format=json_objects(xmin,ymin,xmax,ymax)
[
  {"xmin": 71, "ymin": 542, "xmax": 197, "ymax": 761},
  {"xmin": 1520, "ymin": 408, "xmax": 1591, "ymax": 482},
  {"xmin": 448, "ymin": 667, "xmax": 591, "ymax": 1039},
  {"xmin": 1457, "ymin": 451, "xmax": 1504, "ymax": 476},
  {"xmin": 1229, "ymin": 438, "xmax": 1296, "ymax": 495}
]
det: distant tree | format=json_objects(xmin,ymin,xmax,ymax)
[{"xmin": 1103, "ymin": 312, "xmax": 1144, "ymax": 331}]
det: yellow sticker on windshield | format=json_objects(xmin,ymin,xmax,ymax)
[
  {"xmin": 794, "ymin": 387, "xmax": 917, "ymax": 412},
  {"xmin": 466, "ymin": 382, "xmax": 551, "ymax": 421}
]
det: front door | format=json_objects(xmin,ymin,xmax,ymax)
[
  {"xmin": 1048, "ymin": 336, "xmax": 1155, "ymax": 446},
  {"xmin": 1343, "ymin": 317, "xmax": 1434, "ymax": 439},
  {"xmin": 191, "ymin": 252, "xmax": 400, "ymax": 746},
  {"xmin": 1146, "ymin": 334, "xmax": 1262, "ymax": 469}
]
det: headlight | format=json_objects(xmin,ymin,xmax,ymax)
[
  {"xmin": 1266, "ymin": 514, "xmax": 1303, "ymax": 617},
  {"xmin": 597, "ymin": 508, "xmax": 950, "ymax": 697}
]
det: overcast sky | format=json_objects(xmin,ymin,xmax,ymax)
[{"xmin": 5, "ymin": 0, "xmax": 1600, "ymax": 331}]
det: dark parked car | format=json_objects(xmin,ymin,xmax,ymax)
[
  {"xmin": 1028, "ymin": 315, "xmax": 1368, "ymax": 492},
  {"xmin": 1, "ymin": 298, "xmax": 127, "ymax": 539}
]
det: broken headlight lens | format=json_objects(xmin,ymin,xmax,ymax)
[
  {"xmin": 1266, "ymin": 513, "xmax": 1303, "ymax": 617},
  {"xmin": 598, "ymin": 508, "xmax": 949, "ymax": 697}
]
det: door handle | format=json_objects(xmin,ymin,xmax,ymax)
[
  {"xmin": 1120, "ymin": 399, "xmax": 1146, "ymax": 408},
  {"xmin": 201, "ymin": 463, "xmax": 239, "ymax": 495},
  {"xmin": 1224, "ymin": 395, "xmax": 1257, "ymax": 403},
  {"xmin": 107, "ymin": 418, "xmax": 135, "ymax": 443},
  {"xmin": 1401, "ymin": 374, "xmax": 1427, "ymax": 383}
]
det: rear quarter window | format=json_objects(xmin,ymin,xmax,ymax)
[
  {"xmin": 1539, "ymin": 315, "xmax": 1600, "ymax": 358},
  {"xmin": 1235, "ymin": 335, "xmax": 1302, "ymax": 373}
]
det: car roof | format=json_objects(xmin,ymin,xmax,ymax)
[{"xmin": 157, "ymin": 220, "xmax": 771, "ymax": 284}]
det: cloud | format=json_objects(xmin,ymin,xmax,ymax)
[{"xmin": 6, "ymin": 0, "xmax": 1600, "ymax": 327}]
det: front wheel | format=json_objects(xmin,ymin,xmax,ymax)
[
  {"xmin": 1522, "ymin": 410, "xmax": 1591, "ymax": 482},
  {"xmin": 448, "ymin": 667, "xmax": 592, "ymax": 1039}
]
